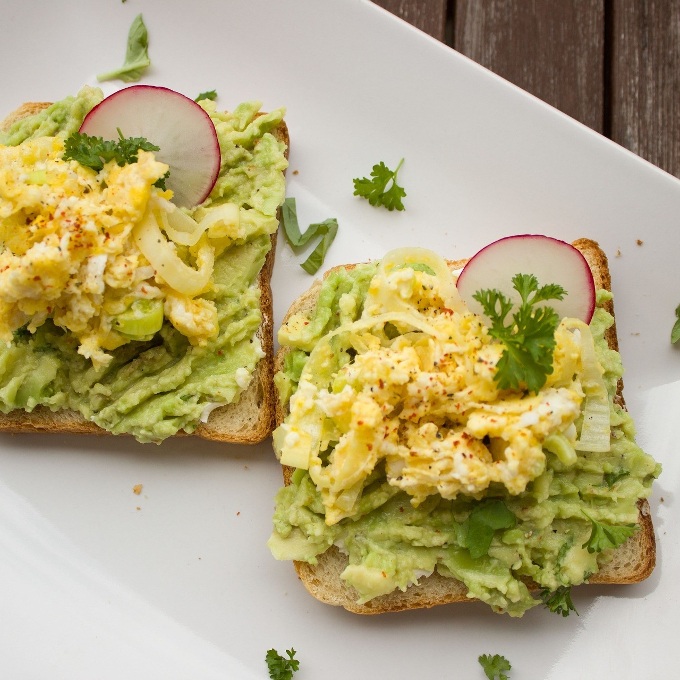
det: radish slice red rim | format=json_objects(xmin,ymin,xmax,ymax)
[
  {"xmin": 80, "ymin": 85, "xmax": 221, "ymax": 208},
  {"xmin": 456, "ymin": 234, "xmax": 596, "ymax": 324}
]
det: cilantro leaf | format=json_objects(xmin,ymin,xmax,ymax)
[
  {"xmin": 195, "ymin": 90, "xmax": 218, "ymax": 102},
  {"xmin": 540, "ymin": 585, "xmax": 579, "ymax": 617},
  {"xmin": 465, "ymin": 500, "xmax": 517, "ymax": 559},
  {"xmin": 582, "ymin": 512, "xmax": 638, "ymax": 553},
  {"xmin": 281, "ymin": 197, "xmax": 338, "ymax": 274},
  {"xmin": 353, "ymin": 158, "xmax": 406, "ymax": 211},
  {"xmin": 266, "ymin": 648, "xmax": 299, "ymax": 680},
  {"xmin": 478, "ymin": 653, "xmax": 512, "ymax": 680},
  {"xmin": 63, "ymin": 130, "xmax": 160, "ymax": 174},
  {"xmin": 97, "ymin": 14, "xmax": 151, "ymax": 83},
  {"xmin": 672, "ymin": 304, "xmax": 680, "ymax": 344},
  {"xmin": 473, "ymin": 273, "xmax": 566, "ymax": 392}
]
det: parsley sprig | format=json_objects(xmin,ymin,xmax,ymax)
[
  {"xmin": 473, "ymin": 273, "xmax": 566, "ymax": 392},
  {"xmin": 464, "ymin": 500, "xmax": 517, "ymax": 559},
  {"xmin": 582, "ymin": 512, "xmax": 638, "ymax": 553},
  {"xmin": 266, "ymin": 648, "xmax": 299, "ymax": 680},
  {"xmin": 63, "ymin": 130, "xmax": 167, "ymax": 189},
  {"xmin": 479, "ymin": 653, "xmax": 512, "ymax": 680},
  {"xmin": 353, "ymin": 158, "xmax": 406, "ymax": 211},
  {"xmin": 540, "ymin": 585, "xmax": 579, "ymax": 617}
]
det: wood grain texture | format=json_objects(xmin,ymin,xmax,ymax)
[
  {"xmin": 372, "ymin": 0, "xmax": 680, "ymax": 179},
  {"xmin": 372, "ymin": 0, "xmax": 448, "ymax": 40},
  {"xmin": 453, "ymin": 0, "xmax": 605, "ymax": 132},
  {"xmin": 610, "ymin": 0, "xmax": 680, "ymax": 177}
]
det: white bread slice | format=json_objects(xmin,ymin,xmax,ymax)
[
  {"xmin": 0, "ymin": 102, "xmax": 288, "ymax": 444},
  {"xmin": 274, "ymin": 238, "xmax": 656, "ymax": 613}
]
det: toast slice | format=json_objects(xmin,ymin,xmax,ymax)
[
  {"xmin": 274, "ymin": 238, "xmax": 657, "ymax": 614},
  {"xmin": 0, "ymin": 101, "xmax": 288, "ymax": 444}
]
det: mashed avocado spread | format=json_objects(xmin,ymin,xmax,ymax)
[
  {"xmin": 0, "ymin": 86, "xmax": 287, "ymax": 443},
  {"xmin": 269, "ymin": 251, "xmax": 660, "ymax": 617}
]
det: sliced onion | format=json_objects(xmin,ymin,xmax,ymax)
[
  {"xmin": 363, "ymin": 247, "xmax": 465, "ymax": 318},
  {"xmin": 154, "ymin": 199, "xmax": 240, "ymax": 247},
  {"xmin": 161, "ymin": 206, "xmax": 204, "ymax": 247},
  {"xmin": 565, "ymin": 320, "xmax": 611, "ymax": 452},
  {"xmin": 576, "ymin": 396, "xmax": 611, "ymax": 453},
  {"xmin": 133, "ymin": 209, "xmax": 214, "ymax": 296},
  {"xmin": 197, "ymin": 202, "xmax": 241, "ymax": 239}
]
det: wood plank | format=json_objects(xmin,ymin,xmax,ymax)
[
  {"xmin": 453, "ymin": 0, "xmax": 605, "ymax": 133},
  {"xmin": 610, "ymin": 0, "xmax": 680, "ymax": 178},
  {"xmin": 372, "ymin": 0, "xmax": 448, "ymax": 41}
]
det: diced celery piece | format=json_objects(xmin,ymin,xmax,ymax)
[{"xmin": 112, "ymin": 299, "xmax": 164, "ymax": 338}]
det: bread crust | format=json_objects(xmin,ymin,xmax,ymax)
[
  {"xmin": 0, "ymin": 102, "xmax": 288, "ymax": 444},
  {"xmin": 274, "ymin": 239, "xmax": 657, "ymax": 613}
]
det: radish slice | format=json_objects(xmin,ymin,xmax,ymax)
[
  {"xmin": 456, "ymin": 234, "xmax": 596, "ymax": 323},
  {"xmin": 80, "ymin": 85, "xmax": 220, "ymax": 208}
]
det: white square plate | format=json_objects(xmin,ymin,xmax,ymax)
[{"xmin": 1, "ymin": 1, "xmax": 678, "ymax": 677}]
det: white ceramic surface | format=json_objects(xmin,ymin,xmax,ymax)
[{"xmin": 1, "ymin": 0, "xmax": 678, "ymax": 677}]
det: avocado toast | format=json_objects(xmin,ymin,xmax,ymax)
[
  {"xmin": 0, "ymin": 87, "xmax": 288, "ymax": 444},
  {"xmin": 268, "ymin": 239, "xmax": 659, "ymax": 616}
]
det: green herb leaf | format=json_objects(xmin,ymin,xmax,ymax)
[
  {"xmin": 397, "ymin": 262, "xmax": 436, "ymax": 276},
  {"xmin": 540, "ymin": 585, "xmax": 579, "ymax": 617},
  {"xmin": 582, "ymin": 512, "xmax": 637, "ymax": 553},
  {"xmin": 353, "ymin": 158, "xmax": 406, "ymax": 211},
  {"xmin": 672, "ymin": 304, "xmax": 680, "ymax": 344},
  {"xmin": 195, "ymin": 90, "xmax": 218, "ymax": 102},
  {"xmin": 63, "ymin": 130, "xmax": 160, "ymax": 173},
  {"xmin": 603, "ymin": 469, "xmax": 629, "ymax": 487},
  {"xmin": 281, "ymin": 197, "xmax": 338, "ymax": 274},
  {"xmin": 473, "ymin": 273, "xmax": 566, "ymax": 392},
  {"xmin": 265, "ymin": 648, "xmax": 299, "ymax": 680},
  {"xmin": 465, "ymin": 500, "xmax": 517, "ymax": 559},
  {"xmin": 478, "ymin": 653, "xmax": 512, "ymax": 680},
  {"xmin": 97, "ymin": 14, "xmax": 151, "ymax": 83},
  {"xmin": 153, "ymin": 170, "xmax": 170, "ymax": 191}
]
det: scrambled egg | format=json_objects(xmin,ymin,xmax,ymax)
[
  {"xmin": 275, "ymin": 249, "xmax": 590, "ymax": 525},
  {"xmin": 0, "ymin": 136, "xmax": 219, "ymax": 367}
]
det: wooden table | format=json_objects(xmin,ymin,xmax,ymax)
[{"xmin": 374, "ymin": 0, "xmax": 680, "ymax": 179}]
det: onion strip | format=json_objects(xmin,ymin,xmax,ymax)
[
  {"xmin": 155, "ymin": 200, "xmax": 241, "ymax": 247},
  {"xmin": 133, "ymin": 208, "xmax": 214, "ymax": 297},
  {"xmin": 364, "ymin": 247, "xmax": 465, "ymax": 316},
  {"xmin": 565, "ymin": 319, "xmax": 611, "ymax": 452}
]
